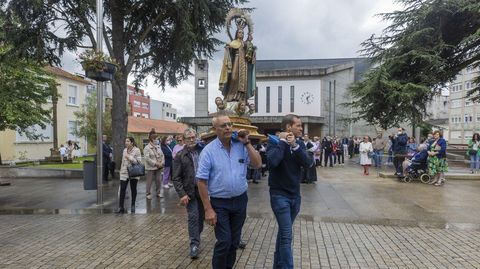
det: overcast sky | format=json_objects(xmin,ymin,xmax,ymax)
[{"xmin": 62, "ymin": 0, "xmax": 402, "ymax": 117}]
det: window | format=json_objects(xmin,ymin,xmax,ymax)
[
  {"xmin": 278, "ymin": 86, "xmax": 282, "ymax": 113},
  {"xmin": 465, "ymin": 99, "xmax": 473, "ymax": 106},
  {"xmin": 134, "ymin": 100, "xmax": 141, "ymax": 108},
  {"xmin": 466, "ymin": 81, "xmax": 472, "ymax": 90},
  {"xmin": 451, "ymin": 84, "xmax": 463, "ymax": 93},
  {"xmin": 67, "ymin": 85, "xmax": 78, "ymax": 105},
  {"xmin": 166, "ymin": 112, "xmax": 170, "ymax": 117},
  {"xmin": 142, "ymin": 102, "xmax": 149, "ymax": 109},
  {"xmin": 68, "ymin": 121, "xmax": 78, "ymax": 141},
  {"xmin": 15, "ymin": 124, "xmax": 53, "ymax": 142},
  {"xmin": 451, "ymin": 116, "xmax": 461, "ymax": 124},
  {"xmin": 290, "ymin": 86, "xmax": 294, "ymax": 112},
  {"xmin": 173, "ymin": 114, "xmax": 176, "ymax": 119},
  {"xmin": 266, "ymin": 86, "xmax": 270, "ymax": 113},
  {"xmin": 198, "ymin": 79, "xmax": 205, "ymax": 88},
  {"xmin": 465, "ymin": 114, "xmax": 473, "ymax": 123},
  {"xmin": 476, "ymin": 113, "xmax": 480, "ymax": 122},
  {"xmin": 133, "ymin": 112, "xmax": 141, "ymax": 117}
]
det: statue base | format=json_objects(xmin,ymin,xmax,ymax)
[{"xmin": 201, "ymin": 116, "xmax": 265, "ymax": 143}]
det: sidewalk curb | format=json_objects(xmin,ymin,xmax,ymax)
[{"xmin": 0, "ymin": 167, "xmax": 82, "ymax": 179}]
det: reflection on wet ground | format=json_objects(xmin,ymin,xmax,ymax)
[{"xmin": 2, "ymin": 161, "xmax": 480, "ymax": 230}]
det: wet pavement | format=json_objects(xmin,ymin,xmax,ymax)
[
  {"xmin": 2, "ymin": 161, "xmax": 480, "ymax": 228},
  {"xmin": 2, "ymin": 161, "xmax": 480, "ymax": 268}
]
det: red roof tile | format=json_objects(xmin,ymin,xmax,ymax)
[{"xmin": 128, "ymin": 116, "xmax": 188, "ymax": 135}]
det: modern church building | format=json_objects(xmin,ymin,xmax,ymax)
[{"xmin": 182, "ymin": 58, "xmax": 374, "ymax": 138}]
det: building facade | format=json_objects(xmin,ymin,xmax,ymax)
[
  {"xmin": 194, "ymin": 59, "xmax": 209, "ymax": 117},
  {"xmin": 127, "ymin": 85, "xmax": 150, "ymax": 118},
  {"xmin": 182, "ymin": 58, "xmax": 376, "ymax": 138},
  {"xmin": 0, "ymin": 67, "xmax": 90, "ymax": 161},
  {"xmin": 251, "ymin": 58, "xmax": 372, "ymax": 137},
  {"xmin": 150, "ymin": 99, "xmax": 178, "ymax": 122},
  {"xmin": 447, "ymin": 65, "xmax": 480, "ymax": 144}
]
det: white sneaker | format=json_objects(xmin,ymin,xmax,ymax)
[
  {"xmin": 163, "ymin": 184, "xmax": 170, "ymax": 189},
  {"xmin": 146, "ymin": 194, "xmax": 152, "ymax": 200},
  {"xmin": 157, "ymin": 192, "xmax": 164, "ymax": 198},
  {"xmin": 168, "ymin": 182, "xmax": 174, "ymax": 187}
]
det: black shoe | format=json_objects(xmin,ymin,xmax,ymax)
[
  {"xmin": 115, "ymin": 208, "xmax": 125, "ymax": 214},
  {"xmin": 252, "ymin": 180, "xmax": 259, "ymax": 184},
  {"xmin": 130, "ymin": 205, "xmax": 135, "ymax": 213},
  {"xmin": 190, "ymin": 245, "xmax": 199, "ymax": 259},
  {"xmin": 238, "ymin": 240, "xmax": 247, "ymax": 249}
]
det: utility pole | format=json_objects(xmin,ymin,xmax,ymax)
[
  {"xmin": 333, "ymin": 80, "xmax": 336, "ymax": 137},
  {"xmin": 96, "ymin": 0, "xmax": 104, "ymax": 205},
  {"xmin": 328, "ymin": 81, "xmax": 332, "ymax": 136}
]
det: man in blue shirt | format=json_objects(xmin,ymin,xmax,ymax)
[
  {"xmin": 197, "ymin": 113, "xmax": 261, "ymax": 269},
  {"xmin": 267, "ymin": 114, "xmax": 313, "ymax": 269}
]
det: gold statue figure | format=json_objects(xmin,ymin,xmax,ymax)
[{"xmin": 219, "ymin": 9, "xmax": 256, "ymax": 104}]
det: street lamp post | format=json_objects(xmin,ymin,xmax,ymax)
[{"xmin": 96, "ymin": 0, "xmax": 104, "ymax": 206}]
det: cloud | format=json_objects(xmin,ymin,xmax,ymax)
[{"xmin": 60, "ymin": 0, "xmax": 401, "ymax": 117}]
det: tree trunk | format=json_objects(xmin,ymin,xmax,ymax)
[
  {"xmin": 111, "ymin": 76, "xmax": 128, "ymax": 167},
  {"xmin": 110, "ymin": 0, "xmax": 128, "ymax": 168}
]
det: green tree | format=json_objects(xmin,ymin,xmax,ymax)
[
  {"xmin": 349, "ymin": 0, "xmax": 480, "ymax": 129},
  {"xmin": 2, "ymin": 0, "xmax": 248, "ymax": 165},
  {"xmin": 73, "ymin": 90, "xmax": 112, "ymax": 147},
  {"xmin": 0, "ymin": 9, "xmax": 56, "ymax": 138}
]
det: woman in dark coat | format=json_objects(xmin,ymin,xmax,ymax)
[{"xmin": 161, "ymin": 136, "xmax": 173, "ymax": 189}]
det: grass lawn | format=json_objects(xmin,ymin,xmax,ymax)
[{"xmin": 28, "ymin": 156, "xmax": 94, "ymax": 170}]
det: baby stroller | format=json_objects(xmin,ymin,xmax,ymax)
[{"xmin": 403, "ymin": 149, "xmax": 431, "ymax": 183}]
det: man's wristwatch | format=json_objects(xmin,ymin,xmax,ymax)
[{"xmin": 243, "ymin": 140, "xmax": 251, "ymax": 146}]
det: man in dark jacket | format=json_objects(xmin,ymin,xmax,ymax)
[
  {"xmin": 102, "ymin": 135, "xmax": 113, "ymax": 181},
  {"xmin": 267, "ymin": 114, "xmax": 313, "ymax": 268},
  {"xmin": 322, "ymin": 136, "xmax": 334, "ymax": 167},
  {"xmin": 393, "ymin": 127, "xmax": 409, "ymax": 177},
  {"xmin": 172, "ymin": 128, "xmax": 204, "ymax": 259}
]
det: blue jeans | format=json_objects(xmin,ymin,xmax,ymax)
[
  {"xmin": 270, "ymin": 194, "xmax": 301, "ymax": 269},
  {"xmin": 470, "ymin": 154, "xmax": 479, "ymax": 170},
  {"xmin": 210, "ymin": 192, "xmax": 248, "ymax": 269},
  {"xmin": 374, "ymin": 150, "xmax": 383, "ymax": 167}
]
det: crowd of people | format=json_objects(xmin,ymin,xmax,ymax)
[{"xmin": 102, "ymin": 118, "xmax": 452, "ymax": 268}]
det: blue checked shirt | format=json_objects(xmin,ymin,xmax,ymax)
[{"xmin": 196, "ymin": 138, "xmax": 250, "ymax": 198}]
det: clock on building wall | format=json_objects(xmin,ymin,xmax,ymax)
[{"xmin": 301, "ymin": 91, "xmax": 314, "ymax": 104}]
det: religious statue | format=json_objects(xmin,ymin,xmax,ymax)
[
  {"xmin": 215, "ymin": 97, "xmax": 226, "ymax": 111},
  {"xmin": 219, "ymin": 9, "xmax": 256, "ymax": 106},
  {"xmin": 201, "ymin": 8, "xmax": 264, "ymax": 142},
  {"xmin": 247, "ymin": 103, "xmax": 255, "ymax": 116}
]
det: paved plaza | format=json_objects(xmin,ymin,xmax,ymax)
[{"xmin": 1, "ymin": 162, "xmax": 480, "ymax": 268}]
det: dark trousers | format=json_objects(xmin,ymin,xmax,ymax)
[
  {"xmin": 210, "ymin": 192, "xmax": 248, "ymax": 269},
  {"xmin": 393, "ymin": 152, "xmax": 406, "ymax": 175},
  {"xmin": 271, "ymin": 193, "xmax": 301, "ymax": 269},
  {"xmin": 324, "ymin": 151, "xmax": 333, "ymax": 167},
  {"xmin": 103, "ymin": 160, "xmax": 110, "ymax": 180},
  {"xmin": 337, "ymin": 152, "xmax": 344, "ymax": 164},
  {"xmin": 187, "ymin": 189, "xmax": 204, "ymax": 248},
  {"xmin": 119, "ymin": 178, "xmax": 138, "ymax": 209}
]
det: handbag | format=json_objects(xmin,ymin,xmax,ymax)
[
  {"xmin": 127, "ymin": 163, "xmax": 145, "ymax": 177},
  {"xmin": 367, "ymin": 151, "xmax": 374, "ymax": 159},
  {"xmin": 469, "ymin": 149, "xmax": 478, "ymax": 156}
]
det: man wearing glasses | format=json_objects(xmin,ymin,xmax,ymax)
[
  {"xmin": 196, "ymin": 112, "xmax": 262, "ymax": 269},
  {"xmin": 172, "ymin": 128, "xmax": 204, "ymax": 259}
]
